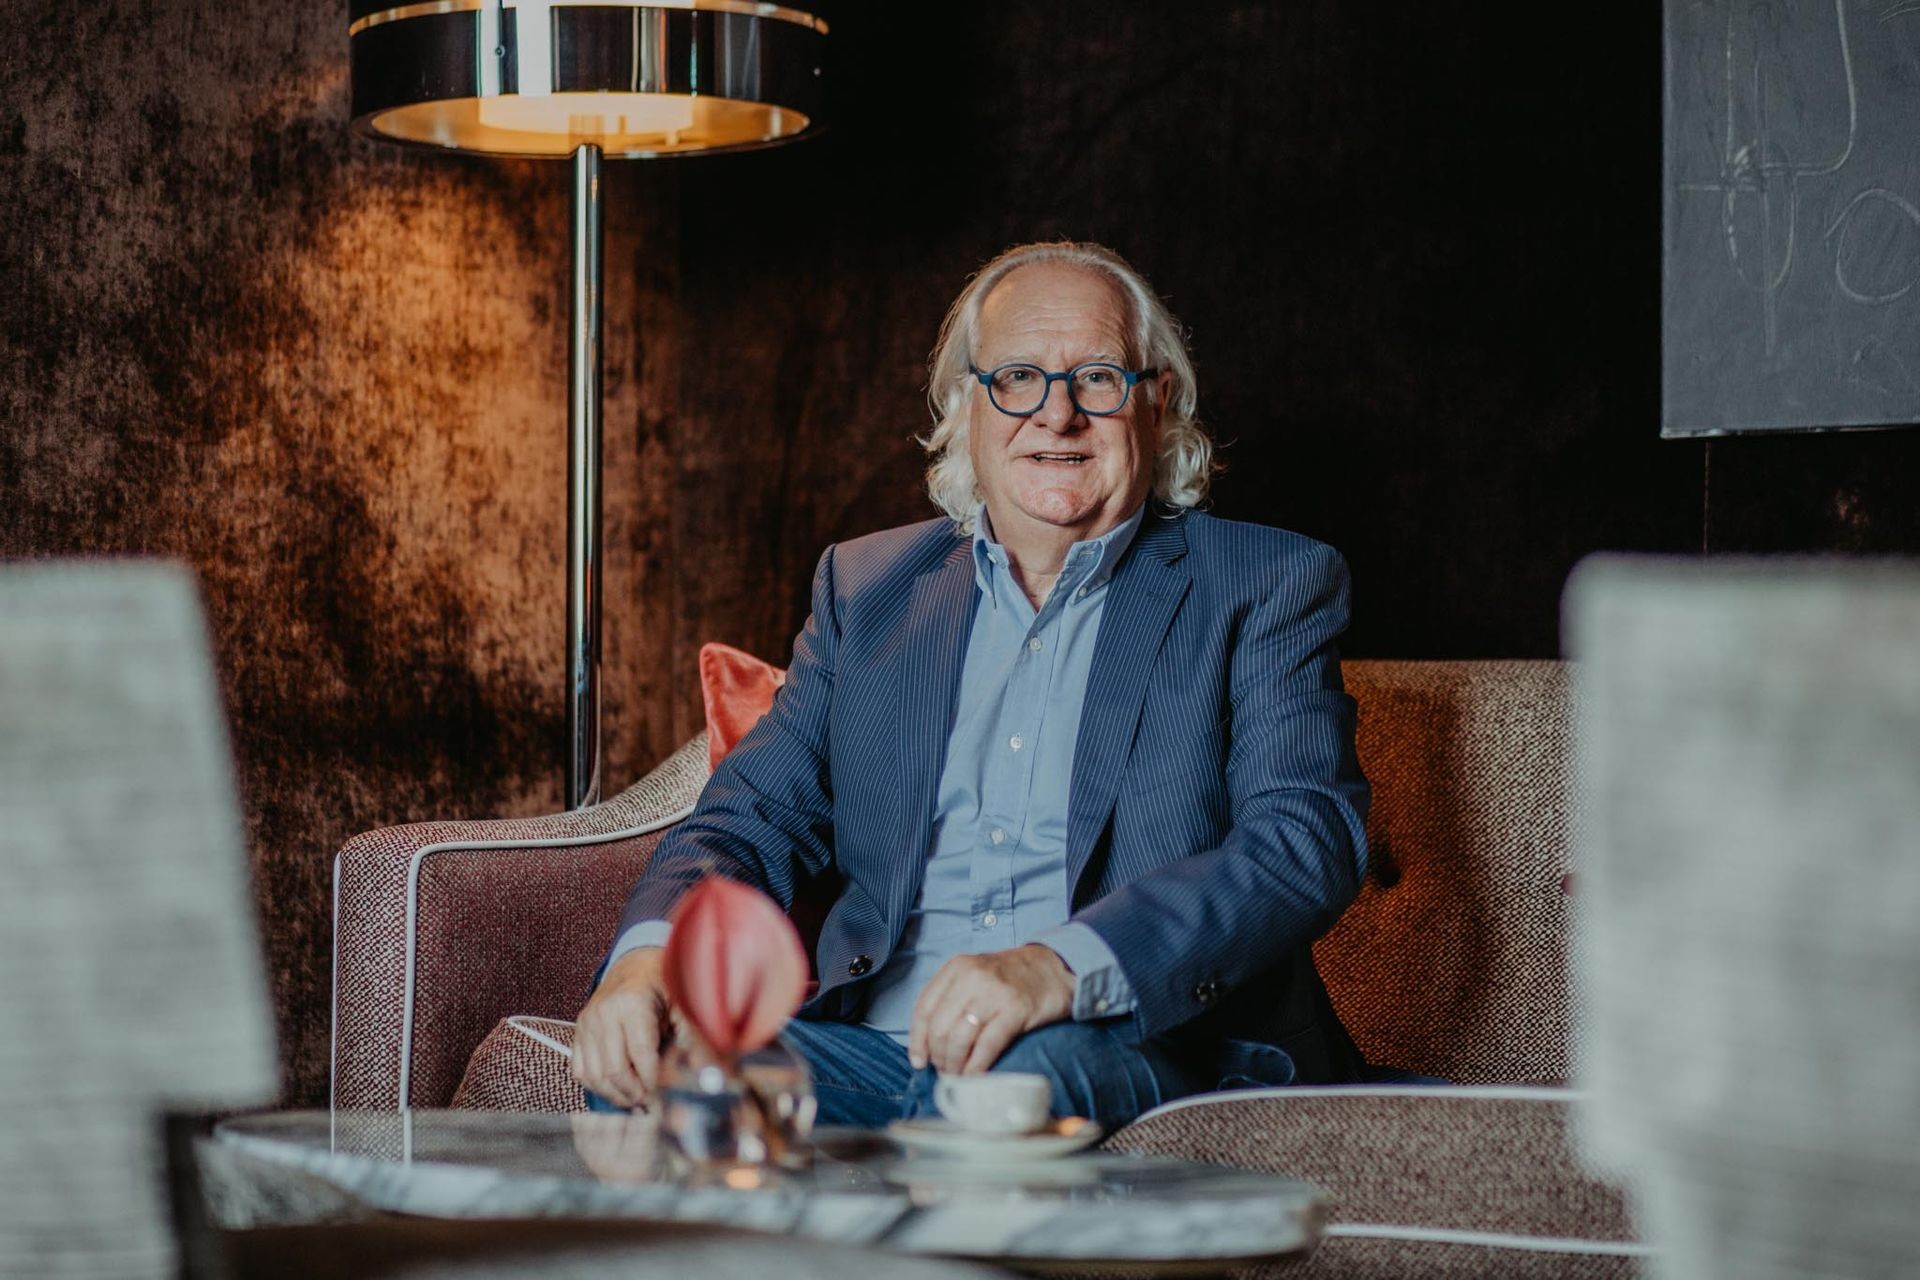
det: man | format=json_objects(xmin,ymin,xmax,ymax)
[{"xmin": 574, "ymin": 241, "xmax": 1371, "ymax": 1128}]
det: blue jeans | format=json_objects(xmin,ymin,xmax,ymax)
[{"xmin": 586, "ymin": 1016, "xmax": 1239, "ymax": 1129}]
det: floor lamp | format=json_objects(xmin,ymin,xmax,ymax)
[{"xmin": 348, "ymin": 0, "xmax": 827, "ymax": 808}]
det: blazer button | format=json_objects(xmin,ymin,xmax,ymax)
[
  {"xmin": 1194, "ymin": 980, "xmax": 1220, "ymax": 1005},
  {"xmin": 847, "ymin": 955, "xmax": 873, "ymax": 977}
]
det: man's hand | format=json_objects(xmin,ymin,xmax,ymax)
[
  {"xmin": 572, "ymin": 947, "xmax": 676, "ymax": 1109},
  {"xmin": 908, "ymin": 944, "xmax": 1075, "ymax": 1074}
]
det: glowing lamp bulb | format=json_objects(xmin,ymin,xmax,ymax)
[{"xmin": 477, "ymin": 91, "xmax": 698, "ymax": 142}]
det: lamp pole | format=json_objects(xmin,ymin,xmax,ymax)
[
  {"xmin": 348, "ymin": 1, "xmax": 827, "ymax": 813},
  {"xmin": 566, "ymin": 141, "xmax": 604, "ymax": 809}
]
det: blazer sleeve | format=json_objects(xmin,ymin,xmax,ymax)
[
  {"xmin": 612, "ymin": 545, "xmax": 842, "ymax": 939},
  {"xmin": 1068, "ymin": 542, "xmax": 1370, "ymax": 1041}
]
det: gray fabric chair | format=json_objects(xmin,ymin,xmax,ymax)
[
  {"xmin": 1568, "ymin": 557, "xmax": 1920, "ymax": 1280},
  {"xmin": 0, "ymin": 562, "xmax": 280, "ymax": 1279}
]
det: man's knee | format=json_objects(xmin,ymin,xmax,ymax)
[
  {"xmin": 991, "ymin": 1021, "xmax": 1162, "ymax": 1124},
  {"xmin": 992, "ymin": 1021, "xmax": 1113, "ymax": 1080}
]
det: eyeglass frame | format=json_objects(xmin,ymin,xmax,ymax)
[{"xmin": 968, "ymin": 361, "xmax": 1160, "ymax": 418}]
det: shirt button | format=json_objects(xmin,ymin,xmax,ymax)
[
  {"xmin": 990, "ymin": 828, "xmax": 1006, "ymax": 844},
  {"xmin": 1009, "ymin": 734, "xmax": 1023, "ymax": 751},
  {"xmin": 1028, "ymin": 637, "xmax": 1043, "ymax": 652},
  {"xmin": 981, "ymin": 912, "xmax": 998, "ymax": 928},
  {"xmin": 1074, "ymin": 587, "xmax": 1087, "ymax": 600},
  {"xmin": 1094, "ymin": 997, "xmax": 1110, "ymax": 1013}
]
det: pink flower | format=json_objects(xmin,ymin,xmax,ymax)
[{"xmin": 662, "ymin": 876, "xmax": 808, "ymax": 1060}]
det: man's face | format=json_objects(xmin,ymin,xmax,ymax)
[{"xmin": 967, "ymin": 263, "xmax": 1166, "ymax": 546}]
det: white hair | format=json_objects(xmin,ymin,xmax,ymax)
[{"xmin": 919, "ymin": 241, "xmax": 1216, "ymax": 531}]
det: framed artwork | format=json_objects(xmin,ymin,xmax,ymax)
[{"xmin": 1665, "ymin": 0, "xmax": 1920, "ymax": 435}]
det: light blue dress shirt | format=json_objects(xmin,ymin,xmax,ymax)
[
  {"xmin": 859, "ymin": 502, "xmax": 1144, "ymax": 1043},
  {"xmin": 608, "ymin": 502, "xmax": 1145, "ymax": 1041}
]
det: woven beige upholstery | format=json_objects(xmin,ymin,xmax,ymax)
[
  {"xmin": 331, "ymin": 735, "xmax": 709, "ymax": 1109},
  {"xmin": 1107, "ymin": 1087, "xmax": 1640, "ymax": 1277},
  {"xmin": 1059, "ymin": 1241, "xmax": 1635, "ymax": 1280},
  {"xmin": 454, "ymin": 1018, "xmax": 587, "ymax": 1113},
  {"xmin": 1320, "ymin": 661, "xmax": 1575, "ymax": 1084},
  {"xmin": 1109, "ymin": 1088, "xmax": 1629, "ymax": 1241},
  {"xmin": 1078, "ymin": 1239, "xmax": 1638, "ymax": 1280},
  {"xmin": 1284, "ymin": 1239, "xmax": 1636, "ymax": 1279}
]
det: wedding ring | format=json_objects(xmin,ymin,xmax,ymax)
[{"xmin": 963, "ymin": 1010, "xmax": 982, "ymax": 1028}]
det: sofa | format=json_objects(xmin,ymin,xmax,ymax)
[{"xmin": 332, "ymin": 660, "xmax": 1647, "ymax": 1276}]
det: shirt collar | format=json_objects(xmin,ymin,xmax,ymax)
[{"xmin": 970, "ymin": 501, "xmax": 1149, "ymax": 601}]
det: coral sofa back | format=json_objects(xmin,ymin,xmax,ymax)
[{"xmin": 1320, "ymin": 660, "xmax": 1575, "ymax": 1085}]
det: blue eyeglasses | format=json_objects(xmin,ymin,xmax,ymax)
[{"xmin": 970, "ymin": 362, "xmax": 1158, "ymax": 417}]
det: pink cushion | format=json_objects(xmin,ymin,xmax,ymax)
[{"xmin": 700, "ymin": 643, "xmax": 787, "ymax": 773}]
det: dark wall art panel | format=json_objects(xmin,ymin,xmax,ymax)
[
  {"xmin": 681, "ymin": 0, "xmax": 1704, "ymax": 663},
  {"xmin": 1665, "ymin": 0, "xmax": 1920, "ymax": 434}
]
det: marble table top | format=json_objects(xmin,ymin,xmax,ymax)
[{"xmin": 213, "ymin": 1110, "xmax": 1324, "ymax": 1267}]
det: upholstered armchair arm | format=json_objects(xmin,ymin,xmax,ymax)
[
  {"xmin": 331, "ymin": 735, "xmax": 710, "ymax": 1111},
  {"xmin": 1108, "ymin": 1087, "xmax": 1641, "ymax": 1273}
]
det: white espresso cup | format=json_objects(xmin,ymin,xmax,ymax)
[{"xmin": 933, "ymin": 1072, "xmax": 1053, "ymax": 1135}]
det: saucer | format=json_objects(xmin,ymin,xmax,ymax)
[{"xmin": 884, "ymin": 1115, "xmax": 1103, "ymax": 1163}]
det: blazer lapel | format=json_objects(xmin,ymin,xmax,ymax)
[
  {"xmin": 887, "ymin": 534, "xmax": 978, "ymax": 924},
  {"xmin": 1065, "ymin": 511, "xmax": 1192, "ymax": 898}
]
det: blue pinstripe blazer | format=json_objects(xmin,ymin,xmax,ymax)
[{"xmin": 618, "ymin": 506, "xmax": 1373, "ymax": 1083}]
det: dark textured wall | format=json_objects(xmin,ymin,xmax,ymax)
[
  {"xmin": 674, "ymin": 0, "xmax": 1920, "ymax": 666},
  {"xmin": 5, "ymin": 0, "xmax": 1918, "ymax": 1105},
  {"xmin": 0, "ymin": 1, "xmax": 677, "ymax": 1103}
]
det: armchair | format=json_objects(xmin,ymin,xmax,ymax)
[{"xmin": 330, "ymin": 735, "xmax": 708, "ymax": 1112}]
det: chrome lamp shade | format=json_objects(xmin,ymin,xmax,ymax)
[
  {"xmin": 348, "ymin": 1, "xmax": 826, "ymax": 808},
  {"xmin": 348, "ymin": 0, "xmax": 826, "ymax": 157}
]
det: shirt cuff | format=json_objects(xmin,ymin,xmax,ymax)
[
  {"xmin": 1032, "ymin": 922, "xmax": 1137, "ymax": 1021},
  {"xmin": 603, "ymin": 920, "xmax": 673, "ymax": 977}
]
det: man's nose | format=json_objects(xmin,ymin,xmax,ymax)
[{"xmin": 1027, "ymin": 378, "xmax": 1085, "ymax": 431}]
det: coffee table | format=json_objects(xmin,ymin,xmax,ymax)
[{"xmin": 212, "ymin": 1110, "xmax": 1324, "ymax": 1270}]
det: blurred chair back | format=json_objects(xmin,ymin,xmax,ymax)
[
  {"xmin": 1567, "ymin": 557, "xmax": 1920, "ymax": 1279},
  {"xmin": 0, "ymin": 562, "xmax": 278, "ymax": 1277}
]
